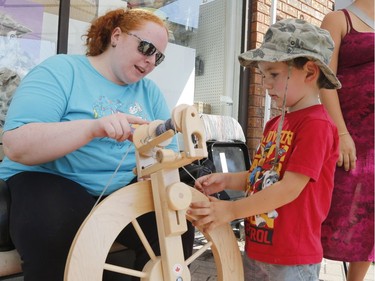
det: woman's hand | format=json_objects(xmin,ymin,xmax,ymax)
[
  {"xmin": 91, "ymin": 113, "xmax": 148, "ymax": 142},
  {"xmin": 338, "ymin": 133, "xmax": 357, "ymax": 171}
]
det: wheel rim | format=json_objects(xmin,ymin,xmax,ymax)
[{"xmin": 64, "ymin": 181, "xmax": 243, "ymax": 281}]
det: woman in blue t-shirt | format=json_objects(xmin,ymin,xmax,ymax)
[{"xmin": 0, "ymin": 8, "xmax": 194, "ymax": 281}]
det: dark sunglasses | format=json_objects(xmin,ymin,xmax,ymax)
[{"xmin": 126, "ymin": 32, "xmax": 165, "ymax": 66}]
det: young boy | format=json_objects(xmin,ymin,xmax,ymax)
[{"xmin": 188, "ymin": 18, "xmax": 340, "ymax": 280}]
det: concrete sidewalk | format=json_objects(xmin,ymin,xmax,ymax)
[{"xmin": 320, "ymin": 259, "xmax": 374, "ymax": 281}]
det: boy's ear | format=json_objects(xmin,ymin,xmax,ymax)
[{"xmin": 304, "ymin": 61, "xmax": 320, "ymax": 84}]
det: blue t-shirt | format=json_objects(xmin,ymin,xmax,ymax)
[{"xmin": 0, "ymin": 54, "xmax": 176, "ymax": 195}]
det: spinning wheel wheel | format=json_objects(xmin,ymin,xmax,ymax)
[
  {"xmin": 64, "ymin": 105, "xmax": 244, "ymax": 281},
  {"xmin": 64, "ymin": 181, "xmax": 243, "ymax": 281}
]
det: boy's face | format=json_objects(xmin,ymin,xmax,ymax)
[{"xmin": 258, "ymin": 61, "xmax": 315, "ymax": 111}]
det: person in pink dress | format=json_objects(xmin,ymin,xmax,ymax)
[{"xmin": 320, "ymin": 0, "xmax": 374, "ymax": 280}]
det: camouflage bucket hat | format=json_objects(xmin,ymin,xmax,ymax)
[{"xmin": 238, "ymin": 18, "xmax": 341, "ymax": 89}]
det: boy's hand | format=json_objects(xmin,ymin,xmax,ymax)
[
  {"xmin": 188, "ymin": 197, "xmax": 235, "ymax": 232},
  {"xmin": 194, "ymin": 173, "xmax": 227, "ymax": 195}
]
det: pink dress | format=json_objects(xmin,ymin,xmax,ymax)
[{"xmin": 321, "ymin": 9, "xmax": 374, "ymax": 262}]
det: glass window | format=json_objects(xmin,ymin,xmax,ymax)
[
  {"xmin": 67, "ymin": 0, "xmax": 99, "ymax": 55},
  {"xmin": 0, "ymin": 0, "xmax": 59, "ymax": 78},
  {"xmin": 65, "ymin": 0, "xmax": 244, "ymax": 117}
]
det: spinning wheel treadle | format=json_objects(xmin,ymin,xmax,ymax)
[{"xmin": 64, "ymin": 105, "xmax": 244, "ymax": 281}]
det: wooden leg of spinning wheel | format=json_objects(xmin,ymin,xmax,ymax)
[
  {"xmin": 188, "ymin": 188, "xmax": 244, "ymax": 281},
  {"xmin": 150, "ymin": 169, "xmax": 191, "ymax": 281}
]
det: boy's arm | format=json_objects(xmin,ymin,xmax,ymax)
[
  {"xmin": 232, "ymin": 171, "xmax": 309, "ymax": 219},
  {"xmin": 189, "ymin": 171, "xmax": 309, "ymax": 232},
  {"xmin": 194, "ymin": 171, "xmax": 248, "ymax": 195},
  {"xmin": 225, "ymin": 171, "xmax": 249, "ymax": 191}
]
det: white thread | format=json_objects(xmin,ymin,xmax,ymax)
[
  {"xmin": 181, "ymin": 165, "xmax": 198, "ymax": 182},
  {"xmin": 92, "ymin": 143, "xmax": 133, "ymax": 210}
]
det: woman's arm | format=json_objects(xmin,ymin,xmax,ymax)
[
  {"xmin": 3, "ymin": 113, "xmax": 147, "ymax": 165},
  {"xmin": 320, "ymin": 11, "xmax": 357, "ymax": 171}
]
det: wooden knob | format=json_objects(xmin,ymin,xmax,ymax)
[{"xmin": 166, "ymin": 183, "xmax": 192, "ymax": 211}]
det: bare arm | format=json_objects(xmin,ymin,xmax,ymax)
[
  {"xmin": 320, "ymin": 11, "xmax": 357, "ymax": 171},
  {"xmin": 189, "ymin": 171, "xmax": 309, "ymax": 232},
  {"xmin": 3, "ymin": 113, "xmax": 147, "ymax": 165},
  {"xmin": 194, "ymin": 171, "xmax": 249, "ymax": 195}
]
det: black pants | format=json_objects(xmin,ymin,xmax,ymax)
[{"xmin": 7, "ymin": 171, "xmax": 195, "ymax": 281}]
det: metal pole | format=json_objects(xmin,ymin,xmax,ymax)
[{"xmin": 57, "ymin": 0, "xmax": 70, "ymax": 54}]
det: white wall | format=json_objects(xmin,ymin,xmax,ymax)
[
  {"xmin": 147, "ymin": 43, "xmax": 196, "ymax": 111},
  {"xmin": 191, "ymin": 0, "xmax": 243, "ymax": 116},
  {"xmin": 335, "ymin": 0, "xmax": 353, "ymax": 10}
]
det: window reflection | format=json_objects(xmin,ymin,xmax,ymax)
[
  {"xmin": 127, "ymin": 0, "xmax": 200, "ymax": 47},
  {"xmin": 0, "ymin": 0, "xmax": 58, "ymax": 78},
  {"xmin": 0, "ymin": 0, "xmax": 242, "ymax": 116}
]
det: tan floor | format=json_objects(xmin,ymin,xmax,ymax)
[{"xmin": 190, "ymin": 230, "xmax": 375, "ymax": 281}]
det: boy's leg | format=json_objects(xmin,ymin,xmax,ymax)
[
  {"xmin": 243, "ymin": 254, "xmax": 321, "ymax": 281},
  {"xmin": 243, "ymin": 254, "xmax": 269, "ymax": 280},
  {"xmin": 8, "ymin": 171, "xmax": 96, "ymax": 281}
]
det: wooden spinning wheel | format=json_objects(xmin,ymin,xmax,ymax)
[{"xmin": 64, "ymin": 105, "xmax": 244, "ymax": 281}]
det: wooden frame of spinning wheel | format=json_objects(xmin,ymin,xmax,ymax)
[{"xmin": 63, "ymin": 104, "xmax": 244, "ymax": 281}]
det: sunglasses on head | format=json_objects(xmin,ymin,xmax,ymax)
[{"xmin": 126, "ymin": 32, "xmax": 165, "ymax": 66}]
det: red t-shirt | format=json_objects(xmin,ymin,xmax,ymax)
[{"xmin": 245, "ymin": 105, "xmax": 339, "ymax": 265}]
